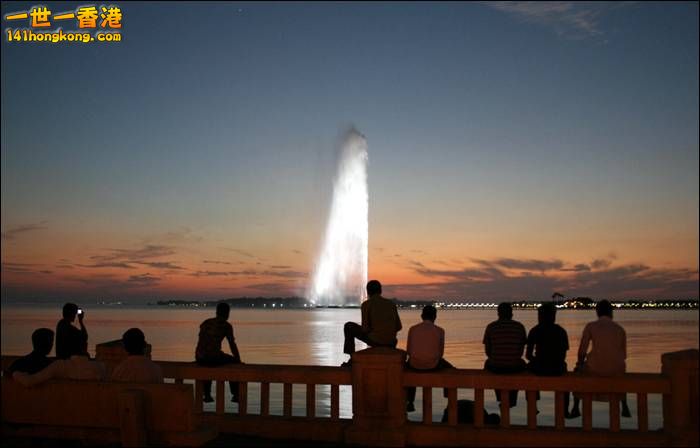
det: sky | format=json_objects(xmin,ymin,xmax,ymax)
[{"xmin": 1, "ymin": 1, "xmax": 698, "ymax": 303}]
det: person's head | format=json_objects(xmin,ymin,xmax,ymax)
[
  {"xmin": 32, "ymin": 328, "xmax": 54, "ymax": 356},
  {"xmin": 596, "ymin": 299, "xmax": 613, "ymax": 318},
  {"xmin": 216, "ymin": 302, "xmax": 230, "ymax": 320},
  {"xmin": 366, "ymin": 280, "xmax": 382, "ymax": 297},
  {"xmin": 62, "ymin": 302, "xmax": 79, "ymax": 321},
  {"xmin": 497, "ymin": 302, "xmax": 513, "ymax": 320},
  {"xmin": 122, "ymin": 328, "xmax": 146, "ymax": 355},
  {"xmin": 538, "ymin": 303, "xmax": 557, "ymax": 325},
  {"xmin": 421, "ymin": 305, "xmax": 437, "ymax": 322}
]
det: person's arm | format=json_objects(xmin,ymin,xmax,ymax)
[
  {"xmin": 395, "ymin": 308, "xmax": 402, "ymax": 332},
  {"xmin": 621, "ymin": 328, "xmax": 627, "ymax": 361},
  {"xmin": 78, "ymin": 312, "xmax": 87, "ymax": 341},
  {"xmin": 406, "ymin": 327, "xmax": 413, "ymax": 356},
  {"xmin": 525, "ymin": 329, "xmax": 535, "ymax": 361},
  {"xmin": 438, "ymin": 328, "xmax": 444, "ymax": 360},
  {"xmin": 577, "ymin": 324, "xmax": 592, "ymax": 367},
  {"xmin": 519, "ymin": 324, "xmax": 527, "ymax": 356},
  {"xmin": 361, "ymin": 302, "xmax": 370, "ymax": 333},
  {"xmin": 483, "ymin": 327, "xmax": 491, "ymax": 358},
  {"xmin": 12, "ymin": 361, "xmax": 59, "ymax": 387},
  {"xmin": 226, "ymin": 325, "xmax": 241, "ymax": 361}
]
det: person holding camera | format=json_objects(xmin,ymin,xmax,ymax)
[{"xmin": 55, "ymin": 303, "xmax": 88, "ymax": 359}]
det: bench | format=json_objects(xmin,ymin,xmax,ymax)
[{"xmin": 1, "ymin": 377, "xmax": 218, "ymax": 446}]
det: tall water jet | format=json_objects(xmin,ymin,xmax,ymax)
[{"xmin": 310, "ymin": 128, "xmax": 368, "ymax": 306}]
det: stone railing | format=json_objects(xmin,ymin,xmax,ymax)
[{"xmin": 2, "ymin": 347, "xmax": 697, "ymax": 447}]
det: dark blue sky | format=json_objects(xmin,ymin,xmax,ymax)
[{"xmin": 2, "ymin": 2, "xmax": 698, "ymax": 301}]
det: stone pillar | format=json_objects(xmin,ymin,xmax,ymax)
[
  {"xmin": 345, "ymin": 347, "xmax": 407, "ymax": 447},
  {"xmin": 662, "ymin": 349, "xmax": 699, "ymax": 446},
  {"xmin": 96, "ymin": 339, "xmax": 152, "ymax": 376}
]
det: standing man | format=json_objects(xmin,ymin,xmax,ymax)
[
  {"xmin": 569, "ymin": 299, "xmax": 631, "ymax": 418},
  {"xmin": 343, "ymin": 280, "xmax": 402, "ymax": 363},
  {"xmin": 483, "ymin": 302, "xmax": 527, "ymax": 407},
  {"xmin": 405, "ymin": 305, "xmax": 453, "ymax": 412},
  {"xmin": 56, "ymin": 303, "xmax": 88, "ymax": 359},
  {"xmin": 195, "ymin": 302, "xmax": 242, "ymax": 403}
]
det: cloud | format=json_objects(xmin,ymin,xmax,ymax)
[
  {"xmin": 402, "ymin": 255, "xmax": 698, "ymax": 300},
  {"xmin": 481, "ymin": 1, "xmax": 626, "ymax": 39},
  {"xmin": 1, "ymin": 262, "xmax": 38, "ymax": 273},
  {"xmin": 203, "ymin": 260, "xmax": 234, "ymax": 265},
  {"xmin": 226, "ymin": 248, "xmax": 255, "ymax": 258},
  {"xmin": 78, "ymin": 262, "xmax": 135, "ymax": 269},
  {"xmin": 560, "ymin": 263, "xmax": 591, "ymax": 272},
  {"xmin": 91, "ymin": 244, "xmax": 176, "ymax": 263},
  {"xmin": 591, "ymin": 258, "xmax": 612, "ymax": 269},
  {"xmin": 1, "ymin": 221, "xmax": 48, "ymax": 240},
  {"xmin": 190, "ymin": 268, "xmax": 307, "ymax": 279},
  {"xmin": 127, "ymin": 273, "xmax": 161, "ymax": 286},
  {"xmin": 269, "ymin": 265, "xmax": 292, "ymax": 269},
  {"xmin": 487, "ymin": 258, "xmax": 564, "ymax": 272},
  {"xmin": 134, "ymin": 261, "xmax": 185, "ymax": 270},
  {"xmin": 190, "ymin": 270, "xmax": 246, "ymax": 277}
]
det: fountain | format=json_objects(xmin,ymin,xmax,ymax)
[{"xmin": 309, "ymin": 128, "xmax": 368, "ymax": 306}]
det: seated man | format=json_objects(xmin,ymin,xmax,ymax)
[
  {"xmin": 55, "ymin": 303, "xmax": 88, "ymax": 360},
  {"xmin": 13, "ymin": 339, "xmax": 106, "ymax": 386},
  {"xmin": 405, "ymin": 305, "xmax": 453, "ymax": 412},
  {"xmin": 483, "ymin": 302, "xmax": 527, "ymax": 407},
  {"xmin": 569, "ymin": 299, "xmax": 631, "ymax": 418},
  {"xmin": 343, "ymin": 280, "xmax": 402, "ymax": 363},
  {"xmin": 7, "ymin": 328, "xmax": 54, "ymax": 375},
  {"xmin": 111, "ymin": 328, "xmax": 163, "ymax": 383},
  {"xmin": 195, "ymin": 302, "xmax": 242, "ymax": 403},
  {"xmin": 526, "ymin": 303, "xmax": 570, "ymax": 415}
]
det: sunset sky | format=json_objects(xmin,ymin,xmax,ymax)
[{"xmin": 2, "ymin": 2, "xmax": 698, "ymax": 302}]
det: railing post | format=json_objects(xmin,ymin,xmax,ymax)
[
  {"xmin": 662, "ymin": 349, "xmax": 699, "ymax": 446},
  {"xmin": 118, "ymin": 389, "xmax": 147, "ymax": 447},
  {"xmin": 345, "ymin": 347, "xmax": 406, "ymax": 447}
]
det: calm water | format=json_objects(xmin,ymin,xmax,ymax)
[{"xmin": 2, "ymin": 305, "xmax": 697, "ymax": 429}]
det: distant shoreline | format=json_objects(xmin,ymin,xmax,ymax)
[{"xmin": 1, "ymin": 298, "xmax": 696, "ymax": 310}]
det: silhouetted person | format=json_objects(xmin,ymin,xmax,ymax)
[
  {"xmin": 13, "ymin": 338, "xmax": 106, "ymax": 386},
  {"xmin": 7, "ymin": 328, "xmax": 54, "ymax": 375},
  {"xmin": 55, "ymin": 303, "xmax": 87, "ymax": 360},
  {"xmin": 405, "ymin": 305, "xmax": 453, "ymax": 412},
  {"xmin": 569, "ymin": 300, "xmax": 631, "ymax": 418},
  {"xmin": 111, "ymin": 328, "xmax": 163, "ymax": 383},
  {"xmin": 195, "ymin": 302, "xmax": 242, "ymax": 403},
  {"xmin": 483, "ymin": 302, "xmax": 526, "ymax": 407},
  {"xmin": 526, "ymin": 303, "xmax": 570, "ymax": 415},
  {"xmin": 343, "ymin": 280, "xmax": 402, "ymax": 363}
]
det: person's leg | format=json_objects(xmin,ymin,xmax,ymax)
[
  {"xmin": 343, "ymin": 322, "xmax": 363, "ymax": 355},
  {"xmin": 509, "ymin": 390, "xmax": 518, "ymax": 407},
  {"xmin": 568, "ymin": 396, "xmax": 581, "ymax": 419},
  {"xmin": 621, "ymin": 394, "xmax": 631, "ymax": 417},
  {"xmin": 219, "ymin": 353, "xmax": 241, "ymax": 402},
  {"xmin": 406, "ymin": 386, "xmax": 417, "ymax": 411},
  {"xmin": 437, "ymin": 359, "xmax": 453, "ymax": 398},
  {"xmin": 344, "ymin": 322, "xmax": 374, "ymax": 355},
  {"xmin": 196, "ymin": 359, "xmax": 215, "ymax": 402}
]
